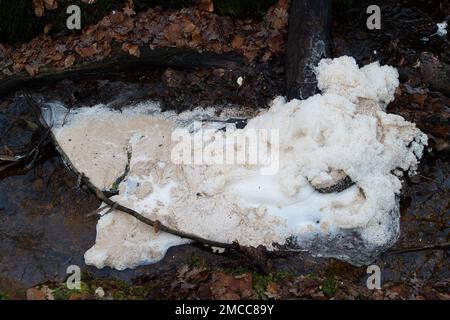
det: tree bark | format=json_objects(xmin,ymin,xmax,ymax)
[{"xmin": 286, "ymin": 0, "xmax": 332, "ymax": 100}]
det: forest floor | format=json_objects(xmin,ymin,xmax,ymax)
[{"xmin": 0, "ymin": 0, "xmax": 448, "ymax": 300}]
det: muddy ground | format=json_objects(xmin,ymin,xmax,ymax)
[{"xmin": 0, "ymin": 0, "xmax": 448, "ymax": 300}]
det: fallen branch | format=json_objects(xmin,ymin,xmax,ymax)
[
  {"xmin": 0, "ymin": 127, "xmax": 52, "ymax": 174},
  {"xmin": 385, "ymin": 242, "xmax": 450, "ymax": 255},
  {"xmin": 0, "ymin": 46, "xmax": 244, "ymax": 98}
]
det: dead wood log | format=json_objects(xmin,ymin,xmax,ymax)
[
  {"xmin": 0, "ymin": 46, "xmax": 244, "ymax": 98},
  {"xmin": 286, "ymin": 0, "xmax": 332, "ymax": 100}
]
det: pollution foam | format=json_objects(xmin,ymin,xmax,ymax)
[{"xmin": 43, "ymin": 56, "xmax": 427, "ymax": 269}]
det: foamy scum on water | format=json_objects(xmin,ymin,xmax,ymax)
[{"xmin": 43, "ymin": 56, "xmax": 427, "ymax": 270}]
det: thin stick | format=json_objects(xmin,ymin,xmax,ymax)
[{"xmin": 385, "ymin": 242, "xmax": 450, "ymax": 255}]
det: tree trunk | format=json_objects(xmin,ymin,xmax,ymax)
[{"xmin": 286, "ymin": 0, "xmax": 332, "ymax": 100}]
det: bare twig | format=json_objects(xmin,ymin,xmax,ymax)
[
  {"xmin": 385, "ymin": 242, "xmax": 450, "ymax": 255},
  {"xmin": 0, "ymin": 128, "xmax": 51, "ymax": 173}
]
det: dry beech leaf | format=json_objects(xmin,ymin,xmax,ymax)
[
  {"xmin": 122, "ymin": 43, "xmax": 140, "ymax": 57},
  {"xmin": 1, "ymin": 0, "xmax": 291, "ymax": 81},
  {"xmin": 128, "ymin": 45, "xmax": 140, "ymax": 57},
  {"xmin": 43, "ymin": 0, "xmax": 58, "ymax": 10},
  {"xmin": 33, "ymin": 0, "xmax": 45, "ymax": 17},
  {"xmin": 268, "ymin": 33, "xmax": 284, "ymax": 53},
  {"xmin": 243, "ymin": 49, "xmax": 258, "ymax": 61},
  {"xmin": 181, "ymin": 18, "xmax": 196, "ymax": 33},
  {"xmin": 25, "ymin": 65, "xmax": 39, "ymax": 77},
  {"xmin": 44, "ymin": 23, "xmax": 53, "ymax": 34},
  {"xmin": 76, "ymin": 46, "xmax": 97, "ymax": 58},
  {"xmin": 64, "ymin": 55, "xmax": 76, "ymax": 68},
  {"xmin": 49, "ymin": 52, "xmax": 63, "ymax": 62},
  {"xmin": 164, "ymin": 24, "xmax": 183, "ymax": 43},
  {"xmin": 124, "ymin": 6, "xmax": 136, "ymax": 16},
  {"xmin": 231, "ymin": 35, "xmax": 244, "ymax": 49},
  {"xmin": 199, "ymin": 0, "xmax": 214, "ymax": 12},
  {"xmin": 265, "ymin": 282, "xmax": 281, "ymax": 299}
]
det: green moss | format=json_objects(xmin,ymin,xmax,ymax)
[
  {"xmin": 108, "ymin": 278, "xmax": 130, "ymax": 291},
  {"xmin": 252, "ymin": 271, "xmax": 291, "ymax": 298},
  {"xmin": 110, "ymin": 148, "xmax": 132, "ymax": 193},
  {"xmin": 51, "ymin": 281, "xmax": 91, "ymax": 300},
  {"xmin": 111, "ymin": 290, "xmax": 128, "ymax": 300},
  {"xmin": 0, "ymin": 291, "xmax": 9, "ymax": 300},
  {"xmin": 222, "ymin": 265, "xmax": 251, "ymax": 276},
  {"xmin": 322, "ymin": 276, "xmax": 338, "ymax": 298},
  {"xmin": 191, "ymin": 255, "xmax": 202, "ymax": 268}
]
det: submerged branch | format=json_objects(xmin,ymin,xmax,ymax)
[{"xmin": 385, "ymin": 242, "xmax": 450, "ymax": 256}]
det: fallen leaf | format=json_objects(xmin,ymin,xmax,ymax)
[
  {"xmin": 243, "ymin": 49, "xmax": 258, "ymax": 61},
  {"xmin": 69, "ymin": 293, "xmax": 93, "ymax": 300},
  {"xmin": 124, "ymin": 6, "xmax": 136, "ymax": 16},
  {"xmin": 43, "ymin": 0, "xmax": 58, "ymax": 10},
  {"xmin": 164, "ymin": 24, "xmax": 183, "ymax": 43},
  {"xmin": 44, "ymin": 23, "xmax": 53, "ymax": 34},
  {"xmin": 265, "ymin": 282, "xmax": 281, "ymax": 299},
  {"xmin": 221, "ymin": 292, "xmax": 241, "ymax": 300},
  {"xmin": 411, "ymin": 93, "xmax": 427, "ymax": 108},
  {"xmin": 33, "ymin": 0, "xmax": 45, "ymax": 17},
  {"xmin": 231, "ymin": 35, "xmax": 245, "ymax": 49},
  {"xmin": 213, "ymin": 68, "xmax": 225, "ymax": 77},
  {"xmin": 236, "ymin": 273, "xmax": 253, "ymax": 298},
  {"xmin": 181, "ymin": 18, "xmax": 196, "ymax": 33},
  {"xmin": 25, "ymin": 64, "xmax": 39, "ymax": 76},
  {"xmin": 268, "ymin": 33, "xmax": 284, "ymax": 53},
  {"xmin": 121, "ymin": 43, "xmax": 140, "ymax": 57},
  {"xmin": 64, "ymin": 55, "xmax": 76, "ymax": 68},
  {"xmin": 198, "ymin": 0, "xmax": 214, "ymax": 12},
  {"xmin": 76, "ymin": 45, "xmax": 97, "ymax": 58},
  {"xmin": 26, "ymin": 288, "xmax": 46, "ymax": 300}
]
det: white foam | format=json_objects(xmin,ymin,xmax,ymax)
[{"xmin": 45, "ymin": 56, "xmax": 427, "ymax": 269}]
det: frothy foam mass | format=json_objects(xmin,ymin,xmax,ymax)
[{"xmin": 43, "ymin": 56, "xmax": 427, "ymax": 270}]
